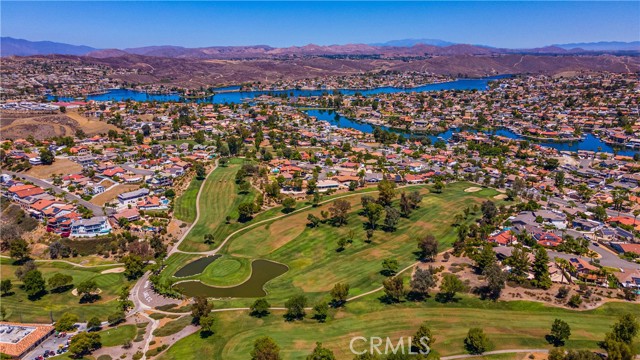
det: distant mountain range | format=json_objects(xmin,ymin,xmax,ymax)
[
  {"xmin": 1, "ymin": 37, "xmax": 97, "ymax": 56},
  {"xmin": 370, "ymin": 38, "xmax": 455, "ymax": 47},
  {"xmin": 1, "ymin": 36, "xmax": 639, "ymax": 58},
  {"xmin": 553, "ymin": 41, "xmax": 640, "ymax": 51}
]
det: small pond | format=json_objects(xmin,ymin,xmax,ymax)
[
  {"xmin": 174, "ymin": 255, "xmax": 220, "ymax": 277},
  {"xmin": 174, "ymin": 259, "xmax": 288, "ymax": 298}
]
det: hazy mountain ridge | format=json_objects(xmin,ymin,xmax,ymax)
[
  {"xmin": 0, "ymin": 37, "xmax": 96, "ymax": 56},
  {"xmin": 2, "ymin": 37, "xmax": 639, "ymax": 58}
]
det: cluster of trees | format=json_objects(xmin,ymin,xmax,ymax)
[
  {"xmin": 251, "ymin": 337, "xmax": 337, "ymax": 360},
  {"xmin": 191, "ymin": 297, "xmax": 215, "ymax": 336}
]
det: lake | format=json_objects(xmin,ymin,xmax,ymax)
[
  {"xmin": 306, "ymin": 109, "xmax": 638, "ymax": 157},
  {"xmin": 49, "ymin": 76, "xmax": 506, "ymax": 104},
  {"xmin": 174, "ymin": 259, "xmax": 288, "ymax": 298}
]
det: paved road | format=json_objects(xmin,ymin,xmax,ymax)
[
  {"xmin": 440, "ymin": 349, "xmax": 549, "ymax": 360},
  {"xmin": 4, "ymin": 170, "xmax": 109, "ymax": 216}
]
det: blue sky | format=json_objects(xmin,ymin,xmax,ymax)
[{"xmin": 2, "ymin": 1, "xmax": 639, "ymax": 49}]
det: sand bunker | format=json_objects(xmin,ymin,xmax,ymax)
[
  {"xmin": 101, "ymin": 267, "xmax": 125, "ymax": 274},
  {"xmin": 71, "ymin": 288, "xmax": 103, "ymax": 296},
  {"xmin": 464, "ymin": 187, "xmax": 482, "ymax": 193},
  {"xmin": 493, "ymin": 194, "xmax": 508, "ymax": 200}
]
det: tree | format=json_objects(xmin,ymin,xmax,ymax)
[
  {"xmin": 191, "ymin": 296, "xmax": 213, "ymax": 324},
  {"xmin": 364, "ymin": 202, "xmax": 384, "ymax": 229},
  {"xmin": 330, "ymin": 283, "xmax": 350, "ymax": 307},
  {"xmin": 433, "ymin": 180, "xmax": 444, "ymax": 194},
  {"xmin": 549, "ymin": 319, "xmax": 572, "ymax": 346},
  {"xmin": 410, "ymin": 267, "xmax": 436, "ymax": 300},
  {"xmin": 40, "ymin": 148, "xmax": 55, "ymax": 165},
  {"xmin": 328, "ymin": 199, "xmax": 351, "ymax": 227},
  {"xmin": 48, "ymin": 273, "xmax": 73, "ymax": 292},
  {"xmin": 377, "ymin": 180, "xmax": 396, "ymax": 207},
  {"xmin": 77, "ymin": 279, "xmax": 98, "ymax": 302},
  {"xmin": 482, "ymin": 263, "xmax": 507, "ymax": 300},
  {"xmin": 87, "ymin": 316, "xmax": 102, "ymax": 331},
  {"xmin": 55, "ymin": 312, "xmax": 79, "ymax": 331},
  {"xmin": 23, "ymin": 269, "xmax": 46, "ymax": 299},
  {"xmin": 250, "ymin": 298, "xmax": 271, "ymax": 317},
  {"xmin": 68, "ymin": 332, "xmax": 101, "ymax": 358},
  {"xmin": 504, "ymin": 246, "xmax": 530, "ymax": 283},
  {"xmin": 107, "ymin": 310, "xmax": 125, "ymax": 325},
  {"xmin": 9, "ymin": 238, "xmax": 29, "ymax": 261},
  {"xmin": 251, "ymin": 336, "xmax": 281, "ymax": 360},
  {"xmin": 532, "ymin": 247, "xmax": 552, "ymax": 289},
  {"xmin": 194, "ymin": 130, "xmax": 206, "ymax": 144},
  {"xmin": 307, "ymin": 214, "xmax": 320, "ymax": 228},
  {"xmin": 313, "ymin": 302, "xmax": 329, "ymax": 322},
  {"xmin": 382, "ymin": 276, "xmax": 405, "ymax": 303},
  {"xmin": 567, "ymin": 294, "xmax": 582, "ymax": 308},
  {"xmin": 417, "ymin": 234, "xmax": 438, "ymax": 261},
  {"xmin": 337, "ymin": 238, "xmax": 348, "ymax": 251},
  {"xmin": 14, "ymin": 260, "xmax": 37, "ymax": 280},
  {"xmin": 122, "ymin": 255, "xmax": 145, "ymax": 280},
  {"xmin": 464, "ymin": 328, "xmax": 493, "ymax": 354},
  {"xmin": 49, "ymin": 241, "xmax": 71, "ymax": 259},
  {"xmin": 238, "ymin": 180, "xmax": 251, "ymax": 194},
  {"xmin": 238, "ymin": 202, "xmax": 256, "ymax": 222},
  {"xmin": 195, "ymin": 163, "xmax": 206, "ymax": 180},
  {"xmin": 412, "ymin": 322, "xmax": 434, "ymax": 354},
  {"xmin": 600, "ymin": 336, "xmax": 634, "ymax": 360},
  {"xmin": 0, "ymin": 279, "xmax": 12, "ymax": 296},
  {"xmin": 475, "ymin": 244, "xmax": 497, "ymax": 273},
  {"xmin": 284, "ymin": 294, "xmax": 308, "ymax": 321},
  {"xmin": 306, "ymin": 342, "xmax": 336, "ymax": 360},
  {"xmin": 203, "ymin": 234, "xmax": 215, "ymax": 245},
  {"xmin": 381, "ymin": 206, "xmax": 400, "ymax": 232},
  {"xmin": 399, "ymin": 192, "xmax": 412, "ymax": 217},
  {"xmin": 481, "ymin": 201, "xmax": 498, "ymax": 224},
  {"xmin": 381, "ymin": 258, "xmax": 399, "ymax": 276},
  {"xmin": 274, "ymin": 194, "xmax": 294, "ymax": 211},
  {"xmin": 609, "ymin": 313, "xmax": 639, "ymax": 345},
  {"xmin": 200, "ymin": 314, "xmax": 215, "ymax": 335},
  {"xmin": 439, "ymin": 273, "xmax": 466, "ymax": 302}
]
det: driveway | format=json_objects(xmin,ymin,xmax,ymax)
[{"xmin": 3, "ymin": 170, "xmax": 109, "ymax": 216}]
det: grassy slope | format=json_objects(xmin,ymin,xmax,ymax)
[
  {"xmin": 0, "ymin": 257, "xmax": 127, "ymax": 323},
  {"xmin": 177, "ymin": 158, "xmax": 256, "ymax": 252},
  {"xmin": 173, "ymin": 175, "xmax": 203, "ymax": 223},
  {"xmin": 97, "ymin": 324, "xmax": 137, "ymax": 347},
  {"xmin": 209, "ymin": 182, "xmax": 499, "ymax": 305},
  {"xmin": 158, "ymin": 297, "xmax": 639, "ymax": 360}
]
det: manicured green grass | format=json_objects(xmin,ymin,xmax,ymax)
[
  {"xmin": 203, "ymin": 182, "xmax": 501, "ymax": 305},
  {"xmin": 178, "ymin": 158, "xmax": 256, "ymax": 252},
  {"xmin": 158, "ymin": 297, "xmax": 639, "ymax": 360},
  {"xmin": 97, "ymin": 324, "xmax": 137, "ymax": 347},
  {"xmin": 0, "ymin": 257, "xmax": 128, "ymax": 323},
  {"xmin": 196, "ymin": 255, "xmax": 251, "ymax": 287},
  {"xmin": 173, "ymin": 176, "xmax": 203, "ymax": 223},
  {"xmin": 152, "ymin": 316, "xmax": 193, "ymax": 337}
]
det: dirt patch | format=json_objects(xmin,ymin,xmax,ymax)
[
  {"xmin": 25, "ymin": 158, "xmax": 82, "ymax": 179},
  {"xmin": 90, "ymin": 184, "xmax": 140, "ymax": 206},
  {"xmin": 101, "ymin": 267, "xmax": 125, "ymax": 274},
  {"xmin": 464, "ymin": 187, "xmax": 482, "ymax": 193}
]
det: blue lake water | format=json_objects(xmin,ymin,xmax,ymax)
[
  {"xmin": 47, "ymin": 74, "xmax": 636, "ymax": 156},
  {"xmin": 49, "ymin": 76, "xmax": 506, "ymax": 104},
  {"xmin": 306, "ymin": 109, "xmax": 638, "ymax": 156}
]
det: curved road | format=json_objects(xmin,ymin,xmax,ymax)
[{"xmin": 3, "ymin": 170, "xmax": 108, "ymax": 216}]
